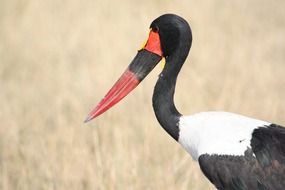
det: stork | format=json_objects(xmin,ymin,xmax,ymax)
[{"xmin": 85, "ymin": 14, "xmax": 285, "ymax": 190}]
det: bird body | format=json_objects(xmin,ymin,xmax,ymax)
[
  {"xmin": 86, "ymin": 14, "xmax": 285, "ymax": 189},
  {"xmin": 179, "ymin": 112, "xmax": 269, "ymax": 160}
]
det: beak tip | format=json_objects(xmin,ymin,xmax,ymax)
[
  {"xmin": 84, "ymin": 108, "xmax": 102, "ymax": 123},
  {"xmin": 84, "ymin": 114, "xmax": 94, "ymax": 123}
]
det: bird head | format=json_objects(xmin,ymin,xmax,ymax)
[{"xmin": 85, "ymin": 14, "xmax": 191, "ymax": 122}]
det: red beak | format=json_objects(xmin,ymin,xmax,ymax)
[
  {"xmin": 84, "ymin": 69, "xmax": 139, "ymax": 122},
  {"xmin": 85, "ymin": 31, "xmax": 163, "ymax": 122}
]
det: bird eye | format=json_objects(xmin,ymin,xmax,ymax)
[{"xmin": 152, "ymin": 26, "xmax": 159, "ymax": 32}]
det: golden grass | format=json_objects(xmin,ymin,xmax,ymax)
[{"xmin": 0, "ymin": 0, "xmax": 285, "ymax": 189}]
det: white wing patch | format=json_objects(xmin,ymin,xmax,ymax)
[{"xmin": 178, "ymin": 112, "xmax": 270, "ymax": 160}]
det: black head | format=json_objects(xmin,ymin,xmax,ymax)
[
  {"xmin": 85, "ymin": 14, "xmax": 191, "ymax": 122},
  {"xmin": 150, "ymin": 14, "xmax": 192, "ymax": 58}
]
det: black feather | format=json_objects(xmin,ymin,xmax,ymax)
[{"xmin": 199, "ymin": 125, "xmax": 285, "ymax": 190}]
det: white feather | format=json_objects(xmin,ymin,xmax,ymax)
[{"xmin": 178, "ymin": 112, "xmax": 270, "ymax": 160}]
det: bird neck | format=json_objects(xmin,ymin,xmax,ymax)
[
  {"xmin": 152, "ymin": 22, "xmax": 192, "ymax": 141},
  {"xmin": 152, "ymin": 51, "xmax": 188, "ymax": 141}
]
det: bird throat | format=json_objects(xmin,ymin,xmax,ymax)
[{"xmin": 152, "ymin": 56, "xmax": 182, "ymax": 141}]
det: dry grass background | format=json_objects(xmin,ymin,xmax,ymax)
[{"xmin": 1, "ymin": 0, "xmax": 285, "ymax": 189}]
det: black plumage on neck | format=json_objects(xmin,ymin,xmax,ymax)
[{"xmin": 151, "ymin": 14, "xmax": 192, "ymax": 141}]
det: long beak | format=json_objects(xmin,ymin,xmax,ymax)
[{"xmin": 85, "ymin": 48, "xmax": 162, "ymax": 122}]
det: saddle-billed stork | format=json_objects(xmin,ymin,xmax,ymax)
[{"xmin": 85, "ymin": 14, "xmax": 285, "ymax": 189}]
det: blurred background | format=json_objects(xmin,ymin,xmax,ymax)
[{"xmin": 1, "ymin": 0, "xmax": 285, "ymax": 189}]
